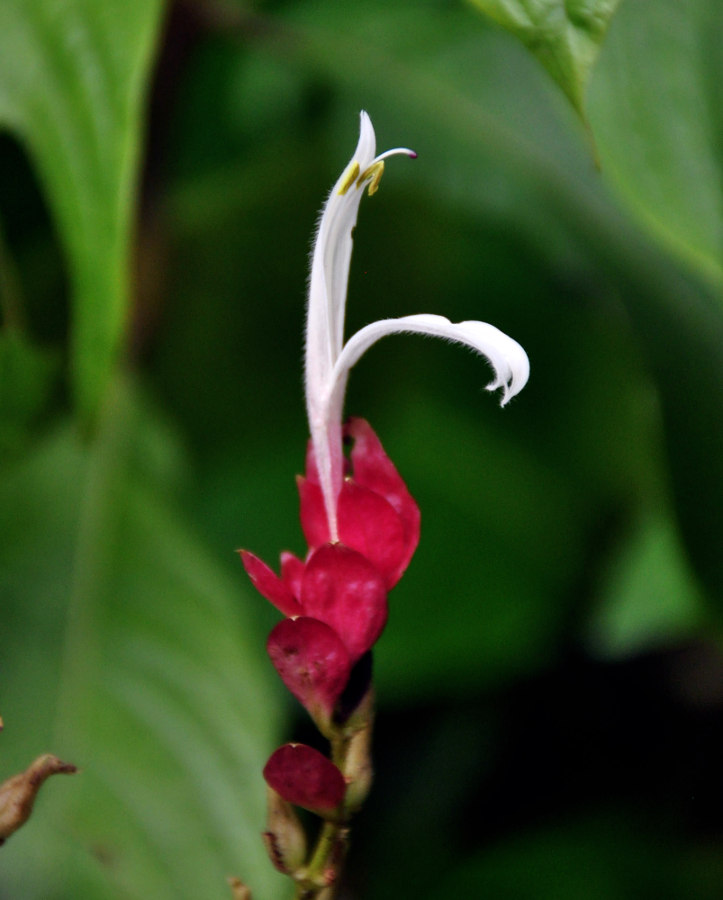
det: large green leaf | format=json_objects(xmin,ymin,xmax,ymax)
[
  {"xmin": 468, "ymin": 0, "xmax": 622, "ymax": 122},
  {"xmin": 0, "ymin": 330, "xmax": 57, "ymax": 454},
  {"xmin": 589, "ymin": 0, "xmax": 723, "ymax": 286},
  {"xmin": 0, "ymin": 0, "xmax": 165, "ymax": 420},
  {"xmin": 0, "ymin": 380, "xmax": 283, "ymax": 899}
]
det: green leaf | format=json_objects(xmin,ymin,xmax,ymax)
[
  {"xmin": 0, "ymin": 0, "xmax": 165, "ymax": 421},
  {"xmin": 0, "ymin": 379, "xmax": 284, "ymax": 899},
  {"xmin": 586, "ymin": 511, "xmax": 706, "ymax": 659},
  {"xmin": 0, "ymin": 329, "xmax": 58, "ymax": 454},
  {"xmin": 589, "ymin": 0, "xmax": 723, "ymax": 286},
  {"xmin": 467, "ymin": 0, "xmax": 622, "ymax": 121}
]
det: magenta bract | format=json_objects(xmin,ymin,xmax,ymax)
[
  {"xmin": 297, "ymin": 476, "xmax": 329, "ymax": 550},
  {"xmin": 267, "ymin": 617, "xmax": 352, "ymax": 719},
  {"xmin": 299, "ymin": 418, "xmax": 420, "ymax": 588},
  {"xmin": 346, "ymin": 417, "xmax": 420, "ymax": 575},
  {"xmin": 337, "ymin": 481, "xmax": 407, "ymax": 589},
  {"xmin": 280, "ymin": 551, "xmax": 305, "ymax": 599},
  {"xmin": 263, "ymin": 743, "xmax": 346, "ymax": 812},
  {"xmin": 301, "ymin": 544, "xmax": 388, "ymax": 662},
  {"xmin": 239, "ymin": 550, "xmax": 302, "ymax": 618}
]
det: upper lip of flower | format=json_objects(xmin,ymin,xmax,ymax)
[{"xmin": 304, "ymin": 111, "xmax": 530, "ymax": 541}]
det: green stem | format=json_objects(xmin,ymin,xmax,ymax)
[
  {"xmin": 306, "ymin": 819, "xmax": 342, "ymax": 875},
  {"xmin": 294, "ymin": 819, "xmax": 350, "ymax": 900}
]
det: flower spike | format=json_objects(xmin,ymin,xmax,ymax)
[{"xmin": 304, "ymin": 112, "xmax": 530, "ymax": 542}]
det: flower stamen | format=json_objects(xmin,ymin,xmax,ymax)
[
  {"xmin": 358, "ymin": 160, "xmax": 385, "ymax": 196},
  {"xmin": 337, "ymin": 162, "xmax": 361, "ymax": 196}
]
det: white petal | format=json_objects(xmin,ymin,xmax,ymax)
[
  {"xmin": 304, "ymin": 113, "xmax": 380, "ymax": 536},
  {"xmin": 332, "ymin": 314, "xmax": 530, "ymax": 405},
  {"xmin": 306, "ymin": 114, "xmax": 376, "ymax": 390}
]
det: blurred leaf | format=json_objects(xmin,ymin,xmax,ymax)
[
  {"xmin": 0, "ymin": 378, "xmax": 283, "ymax": 900},
  {"xmin": 371, "ymin": 389, "xmax": 629, "ymax": 702},
  {"xmin": 586, "ymin": 510, "xmax": 706, "ymax": 659},
  {"xmin": 590, "ymin": 0, "xmax": 723, "ymax": 286},
  {"xmin": 438, "ymin": 814, "xmax": 702, "ymax": 899},
  {"xmin": 0, "ymin": 330, "xmax": 58, "ymax": 453},
  {"xmin": 0, "ymin": 0, "xmax": 165, "ymax": 420},
  {"xmin": 468, "ymin": 0, "xmax": 621, "ymax": 123}
]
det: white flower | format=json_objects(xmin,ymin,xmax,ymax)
[{"xmin": 305, "ymin": 111, "xmax": 529, "ymax": 540}]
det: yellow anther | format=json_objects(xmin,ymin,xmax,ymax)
[
  {"xmin": 337, "ymin": 161, "xmax": 361, "ymax": 195},
  {"xmin": 358, "ymin": 160, "xmax": 385, "ymax": 196}
]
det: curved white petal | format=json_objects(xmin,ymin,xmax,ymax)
[
  {"xmin": 332, "ymin": 314, "xmax": 530, "ymax": 406},
  {"xmin": 304, "ymin": 113, "xmax": 378, "ymax": 534},
  {"xmin": 306, "ymin": 113, "xmax": 375, "ymax": 390}
]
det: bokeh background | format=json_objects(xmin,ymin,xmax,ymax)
[{"xmin": 1, "ymin": 0, "xmax": 722, "ymax": 898}]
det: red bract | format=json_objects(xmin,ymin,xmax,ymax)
[
  {"xmin": 299, "ymin": 418, "xmax": 420, "ymax": 588},
  {"xmin": 346, "ymin": 418, "xmax": 420, "ymax": 572},
  {"xmin": 301, "ymin": 544, "xmax": 387, "ymax": 663},
  {"xmin": 239, "ymin": 550, "xmax": 302, "ymax": 618},
  {"xmin": 263, "ymin": 743, "xmax": 346, "ymax": 813},
  {"xmin": 337, "ymin": 481, "xmax": 407, "ymax": 588},
  {"xmin": 280, "ymin": 551, "xmax": 305, "ymax": 599},
  {"xmin": 296, "ymin": 476, "xmax": 329, "ymax": 550},
  {"xmin": 267, "ymin": 617, "xmax": 352, "ymax": 723}
]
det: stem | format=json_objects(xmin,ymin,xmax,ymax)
[
  {"xmin": 306, "ymin": 820, "xmax": 342, "ymax": 875},
  {"xmin": 294, "ymin": 820, "xmax": 349, "ymax": 900}
]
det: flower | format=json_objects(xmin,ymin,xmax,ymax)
[
  {"xmin": 305, "ymin": 111, "xmax": 530, "ymax": 542},
  {"xmin": 245, "ymin": 115, "xmax": 531, "ymax": 843},
  {"xmin": 242, "ymin": 112, "xmax": 530, "ymax": 728}
]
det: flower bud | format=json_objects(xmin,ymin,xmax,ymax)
[
  {"xmin": 262, "ymin": 786, "xmax": 308, "ymax": 875},
  {"xmin": 341, "ymin": 722, "xmax": 373, "ymax": 815}
]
